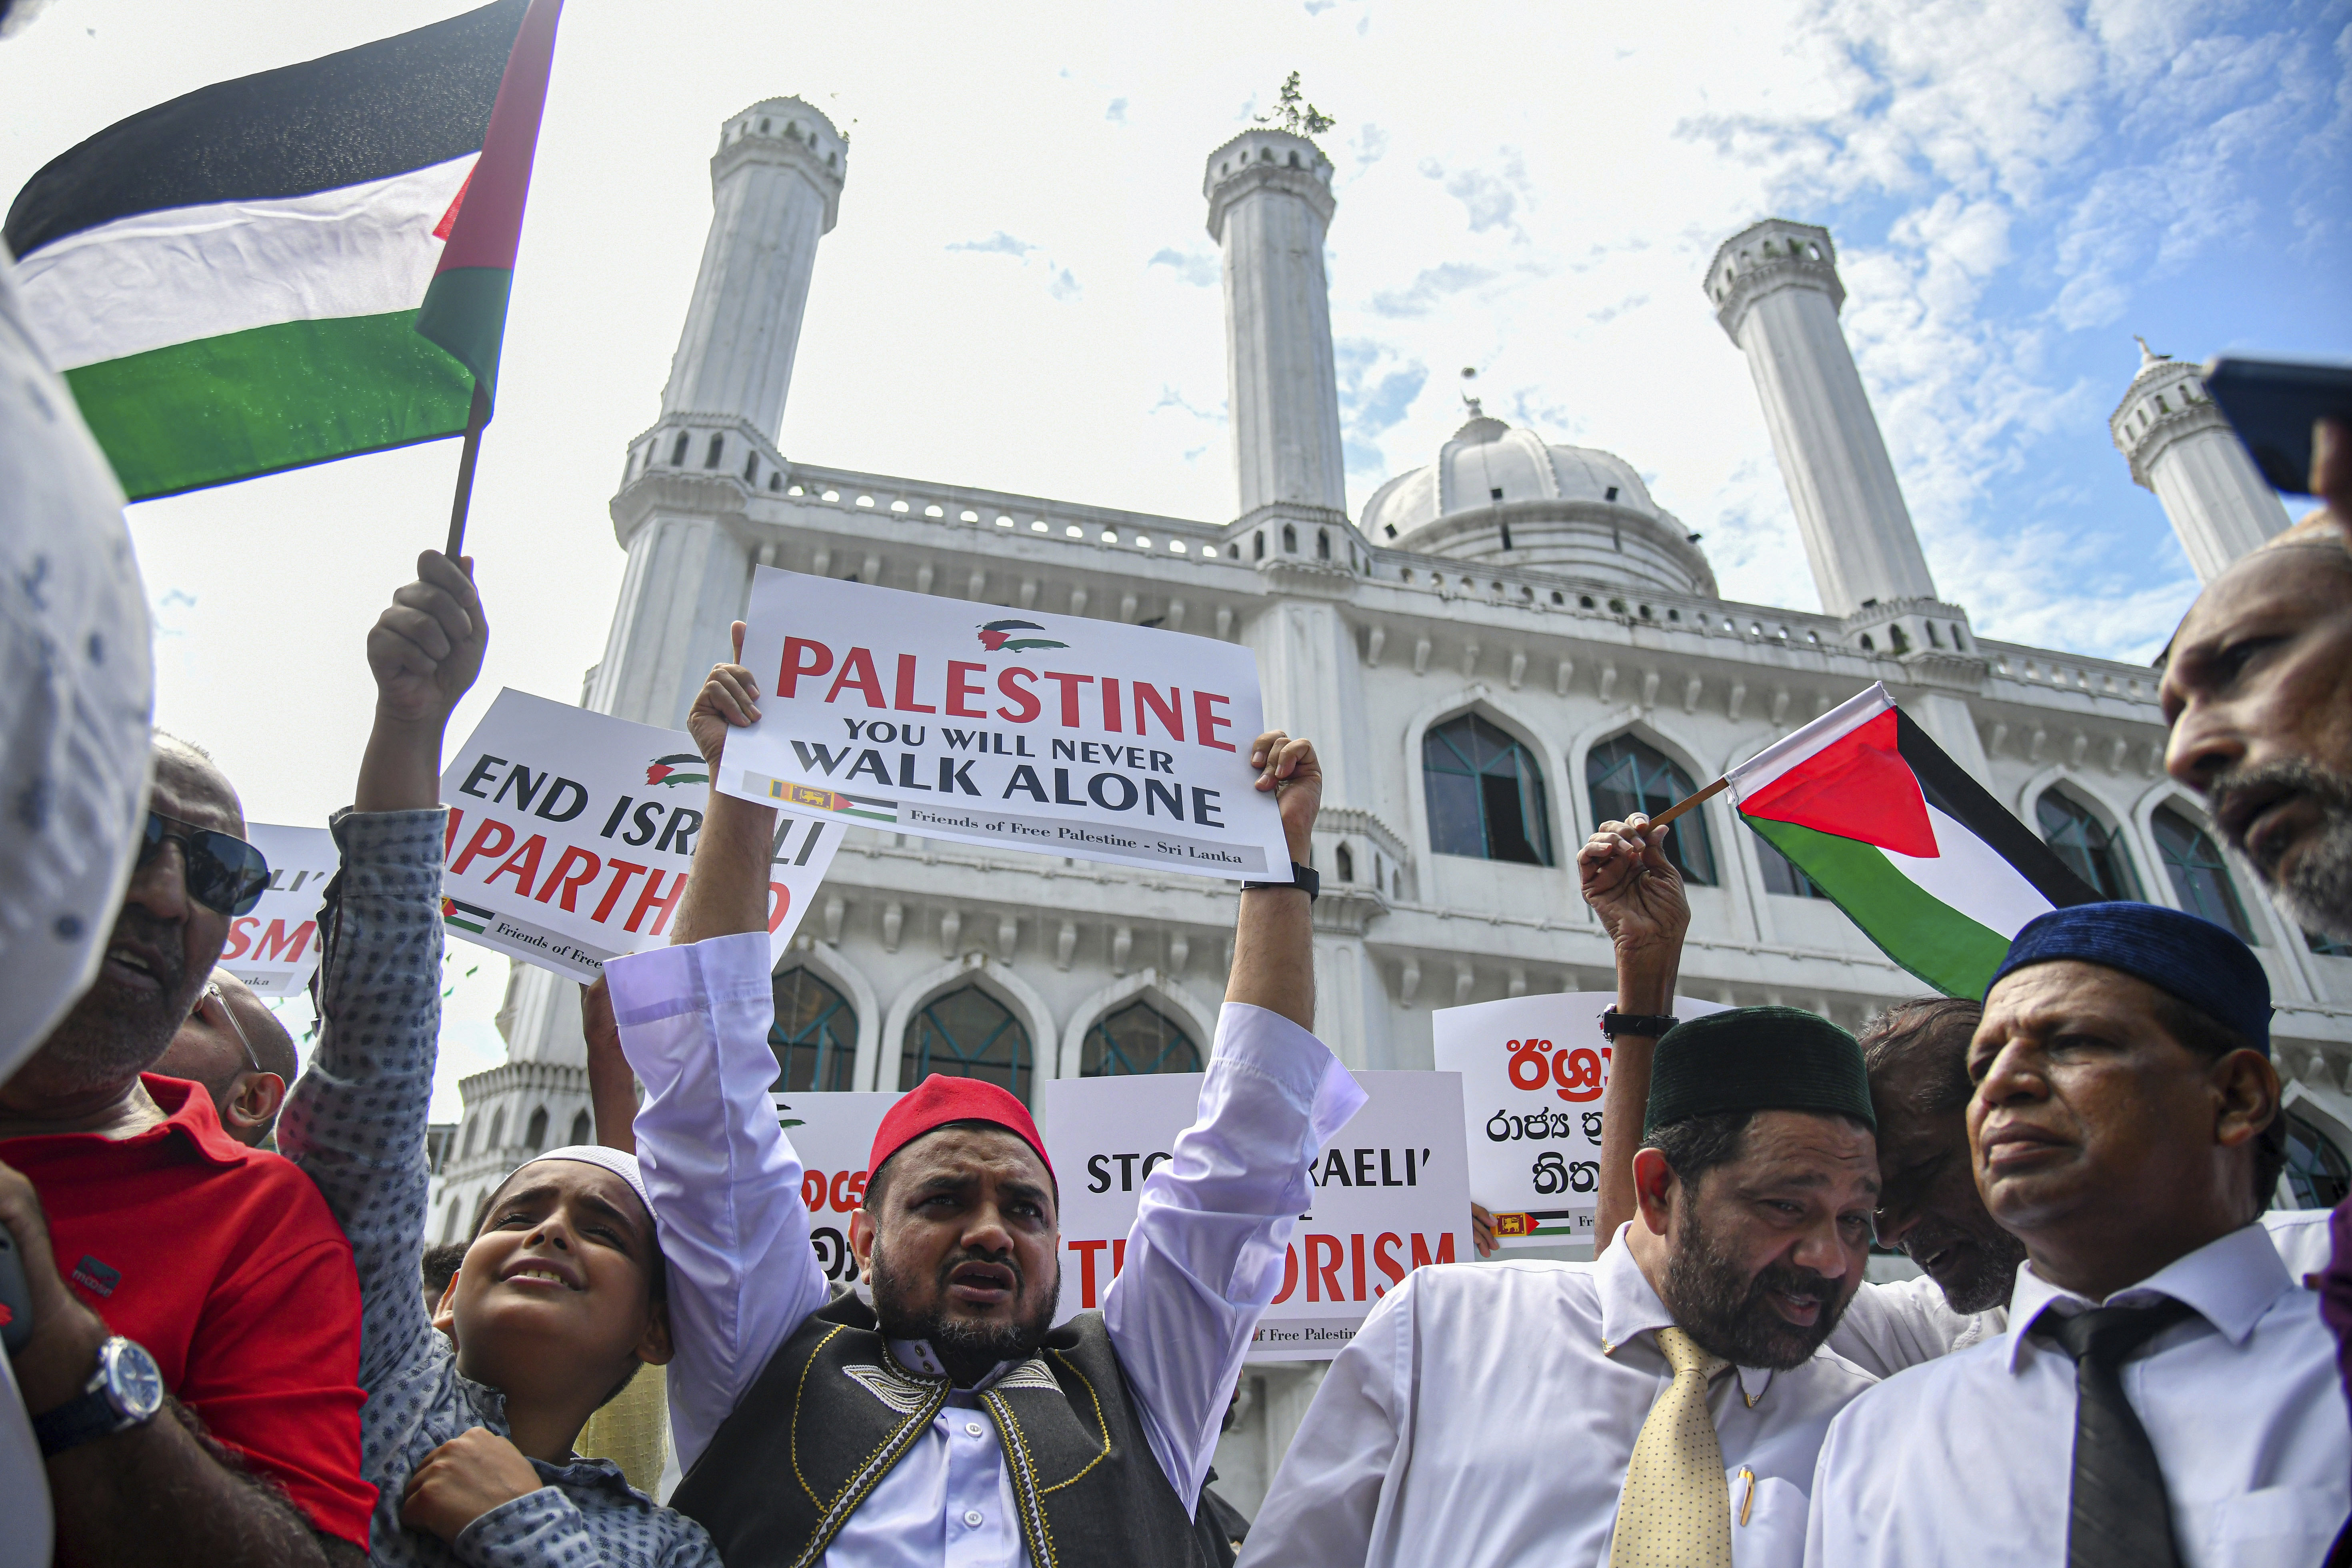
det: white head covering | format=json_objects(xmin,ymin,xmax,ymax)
[
  {"xmin": 0, "ymin": 246, "xmax": 154, "ymax": 1082},
  {"xmin": 514, "ymin": 1145, "xmax": 656, "ymax": 1224}
]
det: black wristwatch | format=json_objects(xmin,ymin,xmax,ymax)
[
  {"xmin": 1598, "ymin": 1008, "xmax": 1679, "ymax": 1040},
  {"xmin": 33, "ymin": 1335, "xmax": 165, "ymax": 1457},
  {"xmin": 1242, "ymin": 862, "xmax": 1320, "ymax": 901}
]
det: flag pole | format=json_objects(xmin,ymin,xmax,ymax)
[
  {"xmin": 1649, "ymin": 775, "xmax": 1728, "ymax": 830},
  {"xmin": 444, "ymin": 380, "xmax": 490, "ymax": 558}
]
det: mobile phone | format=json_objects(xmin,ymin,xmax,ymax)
[
  {"xmin": 0, "ymin": 1222, "xmax": 30, "ymax": 1354},
  {"xmin": 2202, "ymin": 355, "xmax": 2352, "ymax": 496}
]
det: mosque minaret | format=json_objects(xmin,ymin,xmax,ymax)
[{"xmin": 2110, "ymin": 339, "xmax": 2292, "ymax": 582}]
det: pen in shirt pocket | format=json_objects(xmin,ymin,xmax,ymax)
[{"xmin": 1738, "ymin": 1467, "xmax": 1756, "ymax": 1526}]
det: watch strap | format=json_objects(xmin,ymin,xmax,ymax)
[
  {"xmin": 1599, "ymin": 1008, "xmax": 1679, "ymax": 1040},
  {"xmin": 1242, "ymin": 861, "xmax": 1320, "ymax": 901},
  {"xmin": 33, "ymin": 1337, "xmax": 159, "ymax": 1458}
]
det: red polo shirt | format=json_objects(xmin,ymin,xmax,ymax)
[{"xmin": 2, "ymin": 1074, "xmax": 372, "ymax": 1548}]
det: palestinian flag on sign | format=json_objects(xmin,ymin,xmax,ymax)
[
  {"xmin": 1730, "ymin": 684, "xmax": 2099, "ymax": 997},
  {"xmin": 4, "ymin": 0, "xmax": 562, "ymax": 501}
]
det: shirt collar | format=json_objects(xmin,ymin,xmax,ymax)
[
  {"xmin": 888, "ymin": 1337, "xmax": 1015, "ymax": 1392},
  {"xmin": 138, "ymin": 1075, "xmax": 251, "ymax": 1166},
  {"xmin": 2003, "ymin": 1220, "xmax": 2291, "ymax": 1373},
  {"xmin": 1596, "ymin": 1223, "xmax": 1774, "ymax": 1407}
]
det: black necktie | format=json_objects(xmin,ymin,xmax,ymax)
[{"xmin": 2034, "ymin": 1297, "xmax": 2200, "ymax": 1568}]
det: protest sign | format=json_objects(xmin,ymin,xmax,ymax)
[
  {"xmin": 440, "ymin": 688, "xmax": 843, "ymax": 981},
  {"xmin": 217, "ymin": 822, "xmax": 337, "ymax": 997},
  {"xmin": 774, "ymin": 1091, "xmax": 902, "ymax": 1286},
  {"xmin": 716, "ymin": 567, "xmax": 1289, "ymax": 880},
  {"xmin": 1432, "ymin": 992, "xmax": 1729, "ymax": 1247},
  {"xmin": 1041, "ymin": 1070, "xmax": 1470, "ymax": 1360}
]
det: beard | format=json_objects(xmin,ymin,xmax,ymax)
[
  {"xmin": 1660, "ymin": 1203, "xmax": 1853, "ymax": 1371},
  {"xmin": 1900, "ymin": 1214, "xmax": 2028, "ymax": 1316},
  {"xmin": 2208, "ymin": 758, "xmax": 2352, "ymax": 942},
  {"xmin": 869, "ymin": 1239, "xmax": 1061, "ymax": 1389},
  {"xmin": 13, "ymin": 908, "xmax": 193, "ymax": 1102}
]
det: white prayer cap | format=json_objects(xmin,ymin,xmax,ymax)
[
  {"xmin": 0, "ymin": 254, "xmax": 153, "ymax": 1082},
  {"xmin": 513, "ymin": 1145, "xmax": 656, "ymax": 1222}
]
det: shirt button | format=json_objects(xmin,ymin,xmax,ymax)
[
  {"xmin": 965, "ymin": 1421, "xmax": 985, "ymax": 1438},
  {"xmin": 963, "ymin": 1510, "xmax": 986, "ymax": 1528}
]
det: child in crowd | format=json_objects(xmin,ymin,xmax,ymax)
[{"xmin": 277, "ymin": 552, "xmax": 717, "ymax": 1566}]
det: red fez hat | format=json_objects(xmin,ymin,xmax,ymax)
[{"xmin": 869, "ymin": 1074, "xmax": 1055, "ymax": 1186}]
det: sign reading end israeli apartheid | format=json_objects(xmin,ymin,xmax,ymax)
[
  {"xmin": 219, "ymin": 822, "xmax": 337, "ymax": 997},
  {"xmin": 1432, "ymin": 992, "xmax": 1729, "ymax": 1248},
  {"xmin": 716, "ymin": 568, "xmax": 1289, "ymax": 879},
  {"xmin": 1041, "ymin": 1070, "xmax": 1470, "ymax": 1360},
  {"xmin": 440, "ymin": 689, "xmax": 844, "ymax": 981}
]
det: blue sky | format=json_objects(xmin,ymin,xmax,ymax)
[{"xmin": 4, "ymin": 0, "xmax": 2344, "ymax": 1106}]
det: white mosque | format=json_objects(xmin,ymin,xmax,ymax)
[{"xmin": 429, "ymin": 97, "xmax": 2345, "ymax": 1510}]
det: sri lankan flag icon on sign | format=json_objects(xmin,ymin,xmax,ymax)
[
  {"xmin": 769, "ymin": 780, "xmax": 898, "ymax": 826},
  {"xmin": 440, "ymin": 895, "xmax": 492, "ymax": 935}
]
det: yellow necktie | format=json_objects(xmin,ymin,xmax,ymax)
[{"xmin": 1610, "ymin": 1325, "xmax": 1734, "ymax": 1568}]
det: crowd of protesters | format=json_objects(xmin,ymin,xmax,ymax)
[{"xmin": 5, "ymin": 9, "xmax": 2352, "ymax": 1555}]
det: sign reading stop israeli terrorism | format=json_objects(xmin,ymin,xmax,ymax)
[
  {"xmin": 1432, "ymin": 992, "xmax": 1728, "ymax": 1247},
  {"xmin": 1042, "ymin": 1070, "xmax": 1471, "ymax": 1360},
  {"xmin": 440, "ymin": 688, "xmax": 843, "ymax": 981},
  {"xmin": 717, "ymin": 568, "xmax": 1290, "ymax": 879},
  {"xmin": 219, "ymin": 822, "xmax": 337, "ymax": 997}
]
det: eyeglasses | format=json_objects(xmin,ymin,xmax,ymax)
[
  {"xmin": 198, "ymin": 981, "xmax": 264, "ymax": 1074},
  {"xmin": 140, "ymin": 812, "xmax": 270, "ymax": 916}
]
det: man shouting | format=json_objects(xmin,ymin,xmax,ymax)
[{"xmin": 608, "ymin": 628, "xmax": 1360, "ymax": 1566}]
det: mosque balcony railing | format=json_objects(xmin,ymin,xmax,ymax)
[
  {"xmin": 1974, "ymin": 640, "xmax": 2166, "ymax": 714},
  {"xmin": 756, "ymin": 461, "xmax": 1256, "ymax": 572}
]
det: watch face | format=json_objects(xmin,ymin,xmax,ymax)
[{"xmin": 103, "ymin": 1338, "xmax": 166, "ymax": 1422}]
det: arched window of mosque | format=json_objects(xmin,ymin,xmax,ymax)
[
  {"xmin": 1860, "ymin": 634, "xmax": 1875, "ymax": 651},
  {"xmin": 1254, "ymin": 532, "xmax": 1266, "ymax": 561},
  {"xmin": 773, "ymin": 966, "xmax": 858, "ymax": 1093},
  {"xmin": 1424, "ymin": 713, "xmax": 1554, "ymax": 866},
  {"xmin": 669, "ymin": 432, "xmax": 689, "ymax": 466},
  {"xmin": 1082, "ymin": 1000, "xmax": 1201, "ymax": 1077},
  {"xmin": 2284, "ymin": 1111, "xmax": 2351, "ymax": 1208},
  {"xmin": 1890, "ymin": 624, "xmax": 1912, "ymax": 654},
  {"xmin": 441, "ymin": 1198, "xmax": 464, "ymax": 1244},
  {"xmin": 1754, "ymin": 833, "xmax": 1826, "ymax": 899},
  {"xmin": 2035, "ymin": 790, "xmax": 2143, "ymax": 901},
  {"xmin": 524, "ymin": 1107, "xmax": 548, "ymax": 1152},
  {"xmin": 1317, "ymin": 528, "xmax": 1331, "ymax": 560},
  {"xmin": 569, "ymin": 1110, "xmax": 591, "ymax": 1147},
  {"xmin": 488, "ymin": 1108, "xmax": 506, "ymax": 1150},
  {"xmin": 1586, "ymin": 735, "xmax": 1716, "ymax": 886},
  {"xmin": 903, "ymin": 984, "xmax": 1030, "ymax": 1102},
  {"xmin": 743, "ymin": 451, "xmax": 759, "ymax": 483},
  {"xmin": 705, "ymin": 434, "xmax": 725, "ymax": 469},
  {"xmin": 1282, "ymin": 524, "xmax": 1298, "ymax": 553},
  {"xmin": 1335, "ymin": 843, "xmax": 1355, "ymax": 882},
  {"xmin": 460, "ymin": 1116, "xmax": 477, "ymax": 1160},
  {"xmin": 2152, "ymin": 806, "xmax": 2251, "ymax": 938}
]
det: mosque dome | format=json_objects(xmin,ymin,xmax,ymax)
[{"xmin": 1360, "ymin": 412, "xmax": 1715, "ymax": 598}]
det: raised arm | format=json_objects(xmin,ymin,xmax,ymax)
[
  {"xmin": 1579, "ymin": 812, "xmax": 1686, "ymax": 1254},
  {"xmin": 1104, "ymin": 732, "xmax": 1367, "ymax": 1505},
  {"xmin": 280, "ymin": 550, "xmax": 486, "ymax": 1386},
  {"xmin": 604, "ymin": 624, "xmax": 828, "ymax": 1472}
]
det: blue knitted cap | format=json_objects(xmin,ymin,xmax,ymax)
[{"xmin": 1985, "ymin": 901, "xmax": 2271, "ymax": 1052}]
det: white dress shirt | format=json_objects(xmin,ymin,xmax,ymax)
[
  {"xmin": 1804, "ymin": 1221, "xmax": 2350, "ymax": 1568},
  {"xmin": 1824, "ymin": 1206, "xmax": 2335, "ymax": 1379},
  {"xmin": 604, "ymin": 930, "xmax": 1364, "ymax": 1568},
  {"xmin": 1239, "ymin": 1225, "xmax": 1878, "ymax": 1568}
]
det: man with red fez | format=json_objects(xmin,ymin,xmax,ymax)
[{"xmin": 603, "ymin": 630, "xmax": 1362, "ymax": 1567}]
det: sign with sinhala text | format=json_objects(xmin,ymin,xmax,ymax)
[
  {"xmin": 775, "ymin": 1092, "xmax": 903, "ymax": 1287},
  {"xmin": 1041, "ymin": 1070, "xmax": 1471, "ymax": 1360},
  {"xmin": 219, "ymin": 822, "xmax": 337, "ymax": 997},
  {"xmin": 716, "ymin": 568, "xmax": 1289, "ymax": 879},
  {"xmin": 1433, "ymin": 992, "xmax": 1728, "ymax": 1247},
  {"xmin": 439, "ymin": 689, "xmax": 843, "ymax": 981}
]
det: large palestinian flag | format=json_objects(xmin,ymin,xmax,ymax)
[
  {"xmin": 1731, "ymin": 684, "xmax": 2099, "ymax": 996},
  {"xmin": 4, "ymin": 0, "xmax": 562, "ymax": 501}
]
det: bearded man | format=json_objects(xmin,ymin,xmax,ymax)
[
  {"xmin": 1240, "ymin": 1004, "xmax": 1879, "ymax": 1565},
  {"xmin": 606, "ymin": 634, "xmax": 1360, "ymax": 1567}
]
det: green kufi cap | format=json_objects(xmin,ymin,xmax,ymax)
[{"xmin": 1641, "ymin": 1006, "xmax": 1875, "ymax": 1140}]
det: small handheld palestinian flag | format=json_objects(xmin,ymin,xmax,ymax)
[
  {"xmin": 1660, "ymin": 684, "xmax": 2099, "ymax": 997},
  {"xmin": 4, "ymin": 0, "xmax": 562, "ymax": 507}
]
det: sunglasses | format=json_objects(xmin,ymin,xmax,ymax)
[
  {"xmin": 140, "ymin": 812, "xmax": 270, "ymax": 916},
  {"xmin": 198, "ymin": 981, "xmax": 265, "ymax": 1074}
]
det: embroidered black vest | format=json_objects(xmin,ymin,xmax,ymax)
[{"xmin": 672, "ymin": 1286, "xmax": 1208, "ymax": 1568}]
